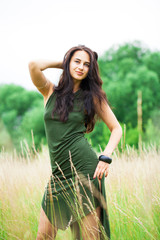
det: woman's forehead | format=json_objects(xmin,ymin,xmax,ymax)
[{"xmin": 72, "ymin": 50, "xmax": 90, "ymax": 62}]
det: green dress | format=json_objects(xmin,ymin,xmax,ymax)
[{"xmin": 42, "ymin": 89, "xmax": 110, "ymax": 239}]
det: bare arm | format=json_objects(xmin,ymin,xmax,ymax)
[
  {"xmin": 93, "ymin": 99, "xmax": 122, "ymax": 180},
  {"xmin": 28, "ymin": 61, "xmax": 63, "ymax": 97},
  {"xmin": 96, "ymin": 101, "xmax": 122, "ymax": 156}
]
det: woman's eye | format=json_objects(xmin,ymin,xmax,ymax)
[{"xmin": 75, "ymin": 60, "xmax": 79, "ymax": 63}]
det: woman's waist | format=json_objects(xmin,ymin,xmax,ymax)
[
  {"xmin": 49, "ymin": 136, "xmax": 98, "ymax": 173},
  {"xmin": 49, "ymin": 135, "xmax": 96, "ymax": 157},
  {"xmin": 48, "ymin": 133, "xmax": 84, "ymax": 153}
]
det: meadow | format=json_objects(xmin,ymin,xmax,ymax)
[{"xmin": 0, "ymin": 144, "xmax": 160, "ymax": 240}]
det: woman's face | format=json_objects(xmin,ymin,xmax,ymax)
[{"xmin": 69, "ymin": 50, "xmax": 90, "ymax": 82}]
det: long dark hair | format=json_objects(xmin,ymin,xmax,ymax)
[{"xmin": 52, "ymin": 45, "xmax": 108, "ymax": 133}]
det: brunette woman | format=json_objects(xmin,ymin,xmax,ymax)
[{"xmin": 29, "ymin": 45, "xmax": 122, "ymax": 240}]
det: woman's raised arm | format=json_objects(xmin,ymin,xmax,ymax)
[{"xmin": 28, "ymin": 61, "xmax": 63, "ymax": 97}]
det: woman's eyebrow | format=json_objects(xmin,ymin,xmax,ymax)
[{"xmin": 75, "ymin": 58, "xmax": 90, "ymax": 64}]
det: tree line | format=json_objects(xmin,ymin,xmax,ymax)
[{"xmin": 0, "ymin": 41, "xmax": 160, "ymax": 152}]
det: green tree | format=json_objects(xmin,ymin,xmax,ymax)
[
  {"xmin": 143, "ymin": 110, "xmax": 160, "ymax": 146},
  {"xmin": 17, "ymin": 103, "xmax": 46, "ymax": 151},
  {"xmin": 90, "ymin": 41, "xmax": 160, "ymax": 148},
  {"xmin": 0, "ymin": 84, "xmax": 44, "ymax": 151},
  {"xmin": 0, "ymin": 118, "xmax": 13, "ymax": 150}
]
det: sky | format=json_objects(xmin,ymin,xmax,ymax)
[{"xmin": 0, "ymin": 0, "xmax": 160, "ymax": 90}]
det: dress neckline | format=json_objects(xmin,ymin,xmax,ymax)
[{"xmin": 73, "ymin": 89, "xmax": 81, "ymax": 95}]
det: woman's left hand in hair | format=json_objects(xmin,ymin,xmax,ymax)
[{"xmin": 93, "ymin": 160, "xmax": 110, "ymax": 180}]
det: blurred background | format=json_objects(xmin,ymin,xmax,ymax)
[{"xmin": 0, "ymin": 0, "xmax": 160, "ymax": 152}]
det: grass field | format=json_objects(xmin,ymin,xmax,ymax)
[{"xmin": 0, "ymin": 145, "xmax": 160, "ymax": 240}]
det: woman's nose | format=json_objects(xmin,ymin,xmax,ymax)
[{"xmin": 78, "ymin": 63, "xmax": 83, "ymax": 70}]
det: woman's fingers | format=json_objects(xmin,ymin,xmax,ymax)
[
  {"xmin": 105, "ymin": 168, "xmax": 109, "ymax": 177},
  {"xmin": 93, "ymin": 165, "xmax": 99, "ymax": 179},
  {"xmin": 99, "ymin": 168, "xmax": 105, "ymax": 180},
  {"xmin": 93, "ymin": 161, "xmax": 109, "ymax": 180}
]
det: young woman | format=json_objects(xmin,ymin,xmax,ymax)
[{"xmin": 29, "ymin": 45, "xmax": 122, "ymax": 240}]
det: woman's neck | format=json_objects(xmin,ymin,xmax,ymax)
[{"xmin": 73, "ymin": 82, "xmax": 80, "ymax": 93}]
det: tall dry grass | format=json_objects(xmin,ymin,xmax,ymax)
[{"xmin": 0, "ymin": 144, "xmax": 160, "ymax": 240}]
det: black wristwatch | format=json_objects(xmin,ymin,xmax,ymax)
[{"xmin": 99, "ymin": 155, "xmax": 112, "ymax": 164}]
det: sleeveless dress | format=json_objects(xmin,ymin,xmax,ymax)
[{"xmin": 41, "ymin": 89, "xmax": 110, "ymax": 239}]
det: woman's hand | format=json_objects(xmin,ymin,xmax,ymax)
[{"xmin": 93, "ymin": 160, "xmax": 110, "ymax": 180}]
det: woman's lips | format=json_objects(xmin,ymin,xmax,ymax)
[{"xmin": 76, "ymin": 71, "xmax": 83, "ymax": 75}]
